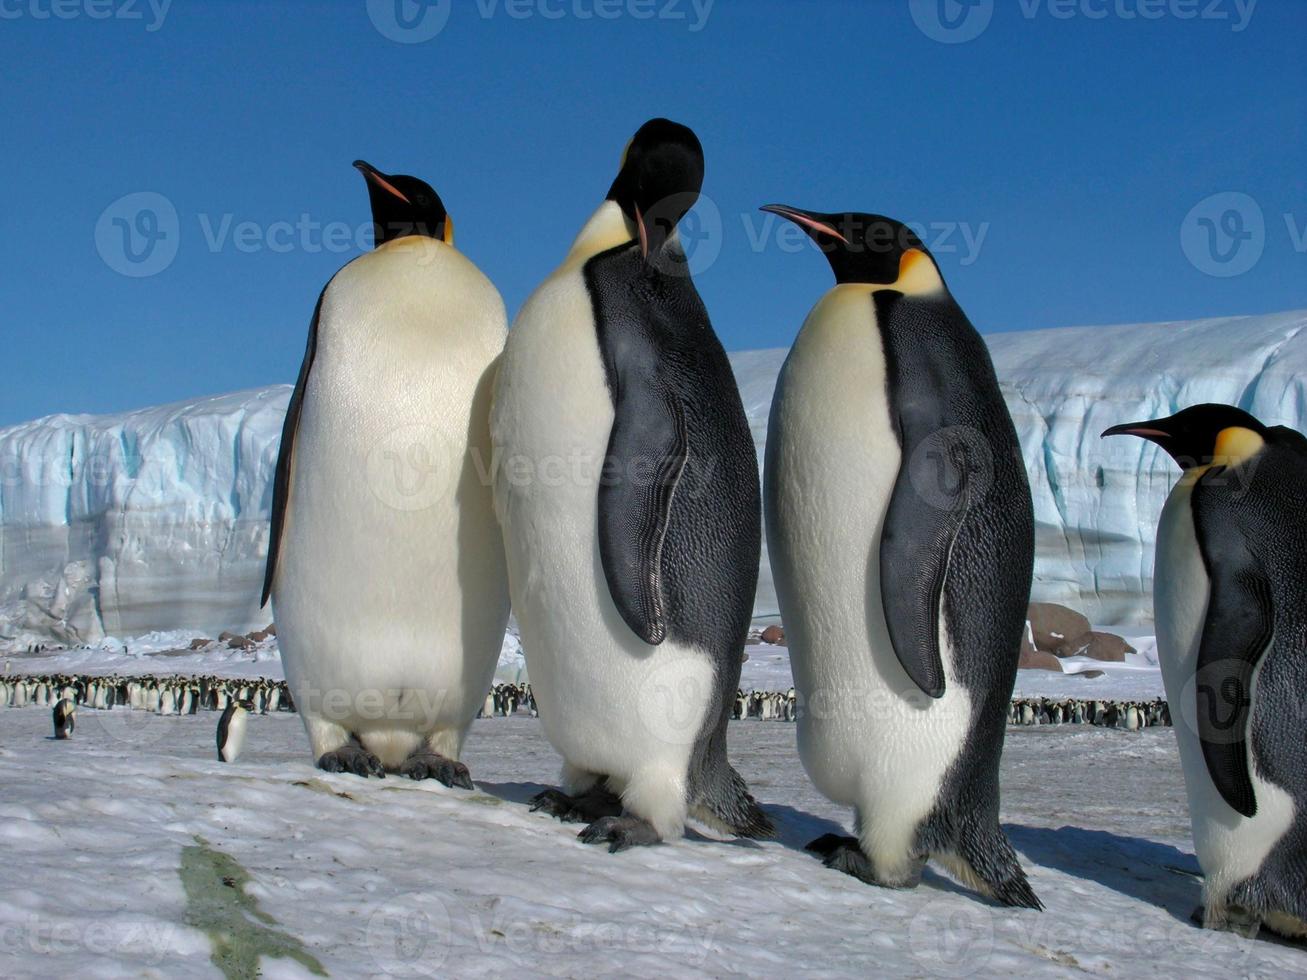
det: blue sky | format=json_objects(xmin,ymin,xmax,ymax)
[{"xmin": 1, "ymin": 0, "xmax": 1303, "ymax": 426}]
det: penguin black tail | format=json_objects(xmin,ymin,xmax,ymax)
[
  {"xmin": 938, "ymin": 822, "xmax": 1043, "ymax": 911},
  {"xmin": 690, "ymin": 763, "xmax": 775, "ymax": 840}
]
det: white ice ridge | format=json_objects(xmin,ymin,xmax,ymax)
[{"xmin": 1, "ymin": 310, "xmax": 1303, "ymax": 646}]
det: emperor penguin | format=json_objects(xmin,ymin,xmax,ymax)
[
  {"xmin": 491, "ymin": 119, "xmax": 773, "ymax": 851},
  {"xmin": 1104, "ymin": 404, "xmax": 1307, "ymax": 939},
  {"xmin": 217, "ymin": 700, "xmax": 249, "ymax": 763},
  {"xmin": 761, "ymin": 205, "xmax": 1041, "ymax": 909},
  {"xmin": 262, "ymin": 159, "xmax": 510, "ymax": 786},
  {"xmin": 52, "ymin": 698, "xmax": 76, "ymax": 740}
]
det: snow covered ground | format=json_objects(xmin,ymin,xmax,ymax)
[
  {"xmin": 4, "ymin": 310, "xmax": 1306, "ymax": 649},
  {"xmin": 1, "ymin": 708, "xmax": 1303, "ymax": 977}
]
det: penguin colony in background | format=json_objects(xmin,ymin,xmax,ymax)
[
  {"xmin": 5, "ymin": 673, "xmax": 1170, "ymax": 731},
  {"xmin": 6, "ymin": 117, "xmax": 1300, "ymax": 940}
]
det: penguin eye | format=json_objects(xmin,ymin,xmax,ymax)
[{"xmin": 414, "ymin": 195, "xmax": 429, "ymax": 207}]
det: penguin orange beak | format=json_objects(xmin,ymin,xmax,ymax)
[
  {"xmin": 635, "ymin": 203, "xmax": 650, "ymax": 258},
  {"xmin": 1101, "ymin": 423, "xmax": 1172, "ymax": 441},
  {"xmin": 353, "ymin": 160, "xmax": 410, "ymax": 204},
  {"xmin": 760, "ymin": 204, "xmax": 849, "ymax": 244}
]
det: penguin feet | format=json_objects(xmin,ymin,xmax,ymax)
[
  {"xmin": 577, "ymin": 815, "xmax": 661, "ymax": 853},
  {"xmin": 805, "ymin": 835, "xmax": 882, "ymax": 886},
  {"xmin": 317, "ymin": 744, "xmax": 385, "ymax": 779},
  {"xmin": 399, "ymin": 750, "xmax": 473, "ymax": 789},
  {"xmin": 1198, "ymin": 904, "xmax": 1263, "ymax": 939},
  {"xmin": 805, "ymin": 835, "xmax": 923, "ymax": 889},
  {"xmin": 529, "ymin": 786, "xmax": 623, "ymax": 824}
]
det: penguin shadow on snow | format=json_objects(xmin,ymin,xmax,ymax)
[{"xmin": 1008, "ymin": 824, "xmax": 1202, "ymax": 925}]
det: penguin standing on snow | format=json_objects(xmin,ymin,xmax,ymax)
[
  {"xmin": 491, "ymin": 118, "xmax": 772, "ymax": 851},
  {"xmin": 761, "ymin": 205, "xmax": 1040, "ymax": 908},
  {"xmin": 52, "ymin": 698, "xmax": 76, "ymax": 740},
  {"xmin": 217, "ymin": 700, "xmax": 249, "ymax": 763},
  {"xmin": 262, "ymin": 160, "xmax": 510, "ymax": 785},
  {"xmin": 1104, "ymin": 404, "xmax": 1307, "ymax": 939}
]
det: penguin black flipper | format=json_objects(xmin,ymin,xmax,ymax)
[
  {"xmin": 876, "ymin": 295, "xmax": 986, "ymax": 700},
  {"xmin": 593, "ymin": 293, "xmax": 690, "ymax": 646},
  {"xmin": 1192, "ymin": 462, "xmax": 1279, "ymax": 819},
  {"xmin": 261, "ymin": 286, "xmax": 326, "ymax": 607}
]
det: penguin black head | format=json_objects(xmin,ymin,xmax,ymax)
[
  {"xmin": 353, "ymin": 160, "xmax": 452, "ymax": 248},
  {"xmin": 1101, "ymin": 404, "xmax": 1268, "ymax": 470},
  {"xmin": 606, "ymin": 118, "xmax": 704, "ymax": 260},
  {"xmin": 760, "ymin": 205, "xmax": 940, "ymax": 289}
]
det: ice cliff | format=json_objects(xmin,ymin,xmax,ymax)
[{"xmin": 2, "ymin": 310, "xmax": 1303, "ymax": 647}]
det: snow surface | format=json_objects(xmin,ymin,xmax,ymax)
[
  {"xmin": 2, "ymin": 708, "xmax": 1303, "ymax": 977},
  {"xmin": 2, "ymin": 310, "xmax": 1304, "ymax": 647}
]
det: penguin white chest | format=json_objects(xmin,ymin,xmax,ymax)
[
  {"xmin": 491, "ymin": 210, "xmax": 712, "ymax": 793},
  {"xmin": 273, "ymin": 237, "xmax": 509, "ymax": 744},
  {"xmin": 1153, "ymin": 478, "xmax": 1293, "ymax": 900},
  {"xmin": 765, "ymin": 285, "xmax": 972, "ymax": 867}
]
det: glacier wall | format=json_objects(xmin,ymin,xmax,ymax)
[
  {"xmin": 1, "ymin": 310, "xmax": 1303, "ymax": 646},
  {"xmin": 0, "ymin": 388, "xmax": 288, "ymax": 647}
]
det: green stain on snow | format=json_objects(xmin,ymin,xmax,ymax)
[{"xmin": 180, "ymin": 836, "xmax": 326, "ymax": 979}]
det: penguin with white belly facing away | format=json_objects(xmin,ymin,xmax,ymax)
[
  {"xmin": 1104, "ymin": 404, "xmax": 1307, "ymax": 939},
  {"xmin": 262, "ymin": 160, "xmax": 510, "ymax": 786},
  {"xmin": 761, "ymin": 205, "xmax": 1040, "ymax": 908},
  {"xmin": 491, "ymin": 119, "xmax": 773, "ymax": 851}
]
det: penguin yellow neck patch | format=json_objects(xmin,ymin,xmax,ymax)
[
  {"xmin": 1213, "ymin": 426, "xmax": 1265, "ymax": 466},
  {"xmin": 890, "ymin": 248, "xmax": 944, "ymax": 296}
]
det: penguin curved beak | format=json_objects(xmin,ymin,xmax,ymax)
[
  {"xmin": 353, "ymin": 160, "xmax": 410, "ymax": 205},
  {"xmin": 1101, "ymin": 422, "xmax": 1172, "ymax": 441},
  {"xmin": 635, "ymin": 203, "xmax": 650, "ymax": 258},
  {"xmin": 761, "ymin": 204, "xmax": 849, "ymax": 244}
]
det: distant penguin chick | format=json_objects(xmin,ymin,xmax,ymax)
[
  {"xmin": 217, "ymin": 701, "xmax": 249, "ymax": 763},
  {"xmin": 52, "ymin": 698, "xmax": 76, "ymax": 740}
]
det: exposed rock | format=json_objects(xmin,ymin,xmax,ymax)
[
  {"xmin": 265, "ymin": 624, "xmax": 276, "ymax": 636},
  {"xmin": 1018, "ymin": 647, "xmax": 1063, "ymax": 672},
  {"xmin": 247, "ymin": 629, "xmax": 270, "ymax": 643},
  {"xmin": 1027, "ymin": 602, "xmax": 1091, "ymax": 653},
  {"xmin": 760, "ymin": 625, "xmax": 786, "ymax": 646},
  {"xmin": 1058, "ymin": 631, "xmax": 1135, "ymax": 663},
  {"xmin": 218, "ymin": 631, "xmax": 237, "ymax": 643},
  {"xmin": 1078, "ymin": 670, "xmax": 1106, "ymax": 679},
  {"xmin": 188, "ymin": 638, "xmax": 211, "ymax": 650},
  {"xmin": 227, "ymin": 635, "xmax": 255, "ymax": 651}
]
